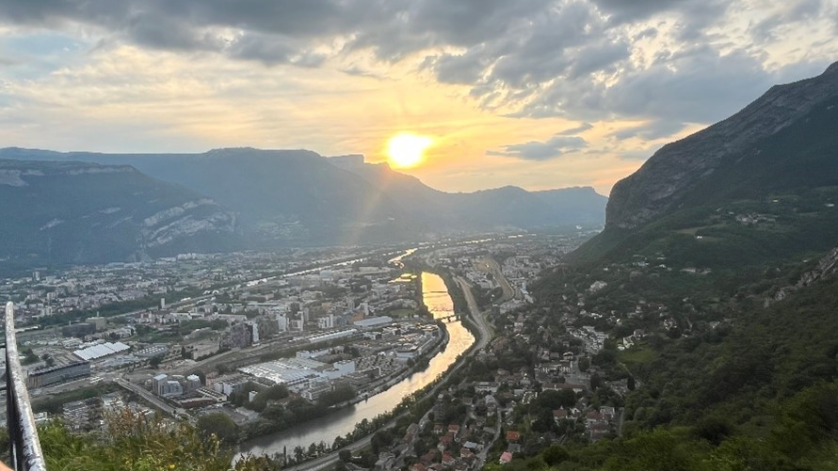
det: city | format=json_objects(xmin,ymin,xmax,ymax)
[{"xmin": 2, "ymin": 231, "xmax": 601, "ymax": 468}]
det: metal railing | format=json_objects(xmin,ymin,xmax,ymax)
[{"xmin": 3, "ymin": 302, "xmax": 47, "ymax": 471}]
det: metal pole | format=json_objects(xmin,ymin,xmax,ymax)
[{"xmin": 5, "ymin": 302, "xmax": 47, "ymax": 471}]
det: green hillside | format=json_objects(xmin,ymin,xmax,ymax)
[{"xmin": 514, "ymin": 65, "xmax": 838, "ymax": 470}]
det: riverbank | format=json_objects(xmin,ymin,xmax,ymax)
[
  {"xmin": 249, "ymin": 273, "xmax": 494, "ymax": 471},
  {"xmin": 323, "ymin": 323, "xmax": 450, "ymax": 411},
  {"xmin": 237, "ymin": 272, "xmax": 477, "ymax": 462}
]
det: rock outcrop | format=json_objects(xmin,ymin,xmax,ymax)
[{"xmin": 607, "ymin": 62, "xmax": 838, "ymax": 230}]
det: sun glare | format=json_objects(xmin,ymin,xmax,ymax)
[{"xmin": 386, "ymin": 133, "xmax": 433, "ymax": 168}]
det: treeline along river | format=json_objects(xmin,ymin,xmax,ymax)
[{"xmin": 239, "ymin": 271, "xmax": 475, "ymax": 458}]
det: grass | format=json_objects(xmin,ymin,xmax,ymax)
[{"xmin": 618, "ymin": 343, "xmax": 657, "ymax": 368}]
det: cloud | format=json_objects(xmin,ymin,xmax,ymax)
[
  {"xmin": 423, "ymin": 47, "xmax": 493, "ymax": 84},
  {"xmin": 341, "ymin": 66, "xmax": 385, "ymax": 80},
  {"xmin": 750, "ymin": 0, "xmax": 826, "ymax": 42},
  {"xmin": 488, "ymin": 135, "xmax": 587, "ymax": 161},
  {"xmin": 511, "ymin": 45, "xmax": 784, "ymax": 124},
  {"xmin": 590, "ymin": 0, "xmax": 691, "ymax": 23},
  {"xmin": 610, "ymin": 120, "xmax": 686, "ymax": 141},
  {"xmin": 0, "ymin": 0, "xmax": 835, "ymax": 160},
  {"xmin": 557, "ymin": 123, "xmax": 593, "ymax": 135},
  {"xmin": 0, "ymin": 0, "xmax": 356, "ymax": 67}
]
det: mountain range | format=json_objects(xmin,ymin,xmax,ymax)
[
  {"xmin": 0, "ymin": 148, "xmax": 606, "ymax": 266},
  {"xmin": 0, "ymin": 159, "xmax": 238, "ymax": 267}
]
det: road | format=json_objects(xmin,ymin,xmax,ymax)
[
  {"xmin": 476, "ymin": 409, "xmax": 503, "ymax": 468},
  {"xmin": 482, "ymin": 257, "xmax": 516, "ymax": 302},
  {"xmin": 115, "ymin": 378, "xmax": 195, "ymax": 425},
  {"xmin": 280, "ymin": 275, "xmax": 494, "ymax": 471},
  {"xmin": 454, "ymin": 276, "xmax": 493, "ymax": 350}
]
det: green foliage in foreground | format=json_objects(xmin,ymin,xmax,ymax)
[
  {"xmin": 39, "ymin": 410, "xmax": 279, "ymax": 471},
  {"xmin": 487, "ymin": 381, "xmax": 838, "ymax": 471}
]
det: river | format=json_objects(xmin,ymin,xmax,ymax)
[{"xmin": 239, "ymin": 272, "xmax": 475, "ymax": 458}]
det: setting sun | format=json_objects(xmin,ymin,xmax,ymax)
[{"xmin": 386, "ymin": 133, "xmax": 433, "ymax": 168}]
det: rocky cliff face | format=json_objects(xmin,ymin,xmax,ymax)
[
  {"xmin": 607, "ymin": 62, "xmax": 838, "ymax": 230},
  {"xmin": 0, "ymin": 160, "xmax": 239, "ymax": 264}
]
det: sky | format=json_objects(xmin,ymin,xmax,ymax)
[{"xmin": 0, "ymin": 0, "xmax": 836, "ymax": 195}]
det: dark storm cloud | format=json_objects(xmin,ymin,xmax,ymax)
[{"xmin": 488, "ymin": 135, "xmax": 587, "ymax": 161}]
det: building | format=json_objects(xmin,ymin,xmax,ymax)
[
  {"xmin": 353, "ymin": 316, "xmax": 393, "ymax": 329},
  {"xmin": 210, "ymin": 374, "xmax": 251, "ymax": 396},
  {"xmin": 63, "ymin": 398, "xmax": 101, "ymax": 431},
  {"xmin": 27, "ymin": 360, "xmax": 91, "ymax": 388},
  {"xmin": 247, "ymin": 321, "xmax": 260, "ymax": 345},
  {"xmin": 222, "ymin": 322, "xmax": 255, "ymax": 349},
  {"xmin": 318, "ymin": 314, "xmax": 336, "ymax": 329},
  {"xmin": 300, "ymin": 378, "xmax": 333, "ymax": 401},
  {"xmin": 276, "ymin": 313, "xmax": 288, "ymax": 332},
  {"xmin": 186, "ymin": 374, "xmax": 202, "ymax": 392},
  {"xmin": 161, "ymin": 380, "xmax": 184, "ymax": 397},
  {"xmin": 62, "ymin": 322, "xmax": 96, "ymax": 338},
  {"xmin": 73, "ymin": 341, "xmax": 130, "ymax": 360},
  {"xmin": 86, "ymin": 317, "xmax": 107, "ymax": 331}
]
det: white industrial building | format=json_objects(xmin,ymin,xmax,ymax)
[
  {"xmin": 74, "ymin": 341, "xmax": 130, "ymax": 361},
  {"xmin": 239, "ymin": 357, "xmax": 357, "ymax": 392},
  {"xmin": 353, "ymin": 316, "xmax": 393, "ymax": 329}
]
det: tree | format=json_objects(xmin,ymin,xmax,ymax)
[
  {"xmin": 338, "ymin": 449, "xmax": 352, "ymax": 463},
  {"xmin": 578, "ymin": 357, "xmax": 590, "ymax": 372},
  {"xmin": 590, "ymin": 372, "xmax": 602, "ymax": 391},
  {"xmin": 196, "ymin": 413, "xmax": 238, "ymax": 445},
  {"xmin": 149, "ymin": 355, "xmax": 164, "ymax": 369}
]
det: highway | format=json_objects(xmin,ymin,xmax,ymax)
[
  {"xmin": 115, "ymin": 378, "xmax": 196, "ymax": 425},
  {"xmin": 454, "ymin": 276, "xmax": 493, "ymax": 350},
  {"xmin": 481, "ymin": 257, "xmax": 516, "ymax": 302}
]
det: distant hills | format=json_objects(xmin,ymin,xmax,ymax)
[
  {"xmin": 0, "ymin": 147, "xmax": 607, "ymax": 253},
  {"xmin": 576, "ymin": 61, "xmax": 838, "ymax": 267},
  {"xmin": 0, "ymin": 159, "xmax": 239, "ymax": 267}
]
